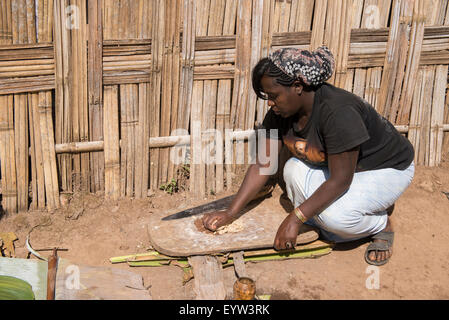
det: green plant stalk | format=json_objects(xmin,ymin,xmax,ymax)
[
  {"xmin": 127, "ymin": 259, "xmax": 189, "ymax": 267},
  {"xmin": 109, "ymin": 251, "xmax": 176, "ymax": 263},
  {"xmin": 222, "ymin": 247, "xmax": 332, "ymax": 267}
]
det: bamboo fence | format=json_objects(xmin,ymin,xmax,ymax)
[{"xmin": 1, "ymin": 0, "xmax": 449, "ymax": 214}]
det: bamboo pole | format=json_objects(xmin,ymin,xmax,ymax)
[
  {"xmin": 0, "ymin": 95, "xmax": 17, "ymax": 214},
  {"xmin": 88, "ymin": 0, "xmax": 104, "ymax": 193},
  {"xmin": 310, "ymin": 0, "xmax": 328, "ymax": 50},
  {"xmin": 38, "ymin": 91, "xmax": 59, "ymax": 210},
  {"xmin": 190, "ymin": 80, "xmax": 205, "ymax": 198},
  {"xmin": 134, "ymin": 83, "xmax": 150, "ymax": 198},
  {"xmin": 159, "ymin": 0, "xmax": 175, "ymax": 186},
  {"xmin": 429, "ymin": 65, "xmax": 448, "ymax": 166},
  {"xmin": 167, "ymin": 0, "xmax": 182, "ymax": 182},
  {"xmin": 397, "ymin": 0, "xmax": 425, "ymax": 125},
  {"xmin": 408, "ymin": 68, "xmax": 424, "ymax": 157},
  {"xmin": 79, "ymin": 0, "xmax": 90, "ymax": 192},
  {"xmin": 104, "ymin": 85, "xmax": 120, "ymax": 199},
  {"xmin": 14, "ymin": 94, "xmax": 29, "ymax": 212},
  {"xmin": 177, "ymin": 0, "xmax": 196, "ymax": 193},
  {"xmin": 30, "ymin": 93, "xmax": 46, "ymax": 209},
  {"xmin": 149, "ymin": 0, "xmax": 165, "ymax": 190}
]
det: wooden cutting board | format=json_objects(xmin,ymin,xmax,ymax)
[{"xmin": 147, "ymin": 197, "xmax": 319, "ymax": 257}]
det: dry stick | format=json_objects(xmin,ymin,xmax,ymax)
[
  {"xmin": 134, "ymin": 83, "xmax": 149, "ymax": 198},
  {"xmin": 310, "ymin": 0, "xmax": 328, "ymax": 50},
  {"xmin": 11, "ymin": 0, "xmax": 18, "ymax": 44},
  {"xmin": 388, "ymin": 0, "xmax": 414, "ymax": 123},
  {"xmin": 167, "ymin": 0, "xmax": 182, "ymax": 182},
  {"xmin": 53, "ymin": 0, "xmax": 65, "ymax": 192},
  {"xmin": 178, "ymin": 0, "xmax": 196, "ymax": 191},
  {"xmin": 46, "ymin": 0, "xmax": 52, "ymax": 42},
  {"xmin": 430, "ymin": 65, "xmax": 448, "ymax": 166},
  {"xmin": 38, "ymin": 92, "xmax": 55, "ymax": 210},
  {"xmin": 71, "ymin": 0, "xmax": 81, "ymax": 192},
  {"xmin": 203, "ymin": 0, "xmax": 220, "ymax": 195},
  {"xmin": 88, "ymin": 0, "xmax": 104, "ymax": 193},
  {"xmin": 230, "ymin": 1, "xmax": 252, "ymax": 179},
  {"xmin": 222, "ymin": 0, "xmax": 237, "ymax": 191},
  {"xmin": 296, "ymin": 0, "xmax": 314, "ymax": 31},
  {"xmin": 79, "ymin": 0, "xmax": 90, "ymax": 192},
  {"xmin": 408, "ymin": 68, "xmax": 424, "ymax": 162},
  {"xmin": 421, "ymin": 67, "xmax": 435, "ymax": 166},
  {"xmin": 127, "ymin": 84, "xmax": 138, "ymax": 197},
  {"xmin": 14, "ymin": 93, "xmax": 29, "ymax": 212},
  {"xmin": 189, "ymin": 0, "xmax": 207, "ymax": 198},
  {"xmin": 397, "ymin": 0, "xmax": 425, "ymax": 125},
  {"xmin": 26, "ymin": 0, "xmax": 36, "ymax": 43},
  {"xmin": 28, "ymin": 94, "xmax": 37, "ymax": 210},
  {"xmin": 119, "ymin": 85, "xmax": 127, "ymax": 197},
  {"xmin": 31, "ymin": 93, "xmax": 46, "ymax": 209},
  {"xmin": 159, "ymin": 0, "xmax": 174, "ymax": 186},
  {"xmin": 0, "ymin": 96, "xmax": 15, "ymax": 214},
  {"xmin": 190, "ymin": 81, "xmax": 205, "ymax": 198},
  {"xmin": 149, "ymin": 0, "xmax": 164, "ymax": 190},
  {"xmin": 104, "ymin": 85, "xmax": 120, "ymax": 199},
  {"xmin": 18, "ymin": 0, "xmax": 27, "ymax": 44}
]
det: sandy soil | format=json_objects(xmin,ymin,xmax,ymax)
[{"xmin": 1, "ymin": 158, "xmax": 449, "ymax": 300}]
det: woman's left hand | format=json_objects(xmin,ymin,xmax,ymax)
[{"xmin": 273, "ymin": 212, "xmax": 302, "ymax": 250}]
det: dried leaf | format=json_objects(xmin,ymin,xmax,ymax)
[{"xmin": 0, "ymin": 232, "xmax": 18, "ymax": 257}]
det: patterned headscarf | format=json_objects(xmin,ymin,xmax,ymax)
[{"xmin": 268, "ymin": 46, "xmax": 335, "ymax": 86}]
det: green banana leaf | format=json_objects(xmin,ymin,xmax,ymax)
[{"xmin": 0, "ymin": 276, "xmax": 35, "ymax": 300}]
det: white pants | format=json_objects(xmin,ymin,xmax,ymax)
[{"xmin": 283, "ymin": 158, "xmax": 415, "ymax": 243}]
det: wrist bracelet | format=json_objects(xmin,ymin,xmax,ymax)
[{"xmin": 294, "ymin": 207, "xmax": 308, "ymax": 223}]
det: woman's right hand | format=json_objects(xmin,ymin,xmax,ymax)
[{"xmin": 202, "ymin": 210, "xmax": 236, "ymax": 232}]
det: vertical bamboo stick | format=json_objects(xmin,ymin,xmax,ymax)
[
  {"xmin": 88, "ymin": 0, "xmax": 104, "ymax": 193},
  {"xmin": 378, "ymin": 0, "xmax": 413, "ymax": 119},
  {"xmin": 167, "ymin": 0, "xmax": 183, "ymax": 182},
  {"xmin": 190, "ymin": 81, "xmax": 205, "ymax": 198},
  {"xmin": 177, "ymin": 0, "xmax": 196, "ymax": 134},
  {"xmin": 256, "ymin": 0, "xmax": 274, "ymax": 126},
  {"xmin": 429, "ymin": 65, "xmax": 448, "ymax": 166},
  {"xmin": 14, "ymin": 94, "xmax": 29, "ymax": 212},
  {"xmin": 397, "ymin": 0, "xmax": 425, "ymax": 125},
  {"xmin": 38, "ymin": 92, "xmax": 60, "ymax": 210},
  {"xmin": 134, "ymin": 83, "xmax": 150, "ymax": 198},
  {"xmin": 104, "ymin": 85, "xmax": 120, "ymax": 199},
  {"xmin": 419, "ymin": 67, "xmax": 434, "ymax": 166},
  {"xmin": 310, "ymin": 0, "xmax": 328, "ymax": 50},
  {"xmin": 408, "ymin": 68, "xmax": 424, "ymax": 162},
  {"xmin": 294, "ymin": 0, "xmax": 314, "ymax": 32},
  {"xmin": 79, "ymin": 0, "xmax": 90, "ymax": 192},
  {"xmin": 159, "ymin": 0, "xmax": 175, "ymax": 185},
  {"xmin": 28, "ymin": 94, "xmax": 37, "ymax": 210},
  {"xmin": 0, "ymin": 95, "xmax": 17, "ymax": 214},
  {"xmin": 149, "ymin": 0, "xmax": 165, "ymax": 190},
  {"xmin": 30, "ymin": 93, "xmax": 46, "ymax": 209},
  {"xmin": 46, "ymin": 0, "xmax": 52, "ymax": 42},
  {"xmin": 230, "ymin": 0, "xmax": 252, "ymax": 131},
  {"xmin": 222, "ymin": 0, "xmax": 237, "ymax": 190},
  {"xmin": 54, "ymin": 0, "xmax": 72, "ymax": 193},
  {"xmin": 178, "ymin": 0, "xmax": 196, "ymax": 192},
  {"xmin": 25, "ymin": 0, "xmax": 36, "ymax": 43}
]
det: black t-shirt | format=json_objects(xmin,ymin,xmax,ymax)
[{"xmin": 262, "ymin": 83, "xmax": 414, "ymax": 172}]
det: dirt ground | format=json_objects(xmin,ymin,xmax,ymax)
[{"xmin": 1, "ymin": 157, "xmax": 449, "ymax": 300}]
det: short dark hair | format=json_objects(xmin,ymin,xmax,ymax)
[{"xmin": 252, "ymin": 58, "xmax": 315, "ymax": 100}]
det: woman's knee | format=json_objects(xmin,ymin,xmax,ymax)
[{"xmin": 283, "ymin": 157, "xmax": 307, "ymax": 187}]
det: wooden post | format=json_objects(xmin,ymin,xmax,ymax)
[{"xmin": 188, "ymin": 255, "xmax": 227, "ymax": 300}]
